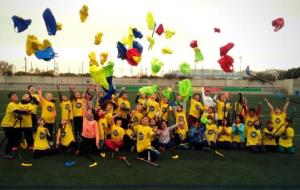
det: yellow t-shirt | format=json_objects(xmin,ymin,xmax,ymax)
[
  {"xmin": 33, "ymin": 126, "xmax": 50, "ymax": 150},
  {"xmin": 138, "ymin": 98, "xmax": 147, "ymax": 106},
  {"xmin": 41, "ymin": 99, "xmax": 56, "ymax": 124},
  {"xmin": 136, "ymin": 125, "xmax": 153, "ymax": 153},
  {"xmin": 175, "ymin": 111, "xmax": 188, "ymax": 128},
  {"xmin": 217, "ymin": 126, "xmax": 232, "ymax": 142},
  {"xmin": 116, "ymin": 99, "xmax": 131, "ymax": 112},
  {"xmin": 146, "ymin": 99, "xmax": 160, "ymax": 119},
  {"xmin": 131, "ymin": 111, "xmax": 143, "ymax": 124},
  {"xmin": 72, "ymin": 98, "xmax": 83, "ymax": 117},
  {"xmin": 271, "ymin": 112, "xmax": 286, "ymax": 135},
  {"xmin": 98, "ymin": 118, "xmax": 107, "ymax": 140},
  {"xmin": 216, "ymin": 100, "xmax": 232, "ymax": 120},
  {"xmin": 111, "ymin": 124, "xmax": 125, "ymax": 142},
  {"xmin": 244, "ymin": 115, "xmax": 258, "ymax": 138},
  {"xmin": 60, "ymin": 101, "xmax": 73, "ymax": 120},
  {"xmin": 18, "ymin": 103, "xmax": 33, "ymax": 128},
  {"xmin": 159, "ymin": 102, "xmax": 173, "ymax": 122},
  {"xmin": 246, "ymin": 128, "xmax": 261, "ymax": 146},
  {"xmin": 205, "ymin": 124, "xmax": 218, "ymax": 142},
  {"xmin": 57, "ymin": 122, "xmax": 75, "ymax": 146},
  {"xmin": 189, "ymin": 98, "xmax": 203, "ymax": 118},
  {"xmin": 1, "ymin": 102, "xmax": 20, "ymax": 128},
  {"xmin": 125, "ymin": 128, "xmax": 134, "ymax": 139},
  {"xmin": 31, "ymin": 94, "xmax": 40, "ymax": 115},
  {"xmin": 263, "ymin": 128, "xmax": 277, "ymax": 146},
  {"xmin": 278, "ymin": 127, "xmax": 294, "ymax": 148},
  {"xmin": 201, "ymin": 112, "xmax": 214, "ymax": 121}
]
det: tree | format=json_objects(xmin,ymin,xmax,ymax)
[{"xmin": 0, "ymin": 61, "xmax": 14, "ymax": 76}]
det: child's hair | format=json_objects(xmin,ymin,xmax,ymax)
[
  {"xmin": 236, "ymin": 114, "xmax": 244, "ymax": 123},
  {"xmin": 114, "ymin": 116, "xmax": 123, "ymax": 124},
  {"xmin": 207, "ymin": 115, "xmax": 214, "ymax": 120},
  {"xmin": 8, "ymin": 91, "xmax": 17, "ymax": 99},
  {"xmin": 27, "ymin": 84, "xmax": 33, "ymax": 90},
  {"xmin": 38, "ymin": 118, "xmax": 45, "ymax": 124},
  {"xmin": 249, "ymin": 108, "xmax": 256, "ymax": 113},
  {"xmin": 265, "ymin": 120, "xmax": 273, "ymax": 125}
]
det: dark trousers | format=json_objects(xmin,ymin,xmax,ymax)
[
  {"xmin": 217, "ymin": 141, "xmax": 232, "ymax": 149},
  {"xmin": 73, "ymin": 116, "xmax": 83, "ymax": 138},
  {"xmin": 247, "ymin": 145, "xmax": 265, "ymax": 153},
  {"xmin": 33, "ymin": 149, "xmax": 53, "ymax": 158},
  {"xmin": 44, "ymin": 123, "xmax": 54, "ymax": 141},
  {"xmin": 123, "ymin": 134, "xmax": 135, "ymax": 151},
  {"xmin": 3, "ymin": 128, "xmax": 17, "ymax": 154},
  {"xmin": 15, "ymin": 128, "xmax": 34, "ymax": 147},
  {"xmin": 264, "ymin": 145, "xmax": 277, "ymax": 152},
  {"xmin": 138, "ymin": 149, "xmax": 158, "ymax": 162},
  {"xmin": 78, "ymin": 137, "xmax": 100, "ymax": 156},
  {"xmin": 31, "ymin": 114, "xmax": 38, "ymax": 130}
]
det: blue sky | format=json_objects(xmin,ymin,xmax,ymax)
[{"xmin": 0, "ymin": 0, "xmax": 299, "ymax": 76}]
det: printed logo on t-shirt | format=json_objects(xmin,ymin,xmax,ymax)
[
  {"xmin": 47, "ymin": 106, "xmax": 53, "ymax": 112},
  {"xmin": 133, "ymin": 116, "xmax": 139, "ymax": 123},
  {"xmin": 162, "ymin": 107, "xmax": 167, "ymax": 113},
  {"xmin": 138, "ymin": 132, "xmax": 144, "ymax": 140},
  {"xmin": 149, "ymin": 106, "xmax": 155, "ymax": 111},
  {"xmin": 247, "ymin": 121, "xmax": 253, "ymax": 127},
  {"xmin": 65, "ymin": 104, "xmax": 71, "ymax": 110},
  {"xmin": 76, "ymin": 102, "xmax": 82, "ymax": 108},
  {"xmin": 251, "ymin": 131, "xmax": 257, "ymax": 138},
  {"xmin": 39, "ymin": 132, "xmax": 46, "ymax": 139},
  {"xmin": 61, "ymin": 131, "xmax": 66, "ymax": 137},
  {"xmin": 113, "ymin": 130, "xmax": 119, "ymax": 137},
  {"xmin": 275, "ymin": 118, "xmax": 281, "ymax": 124},
  {"xmin": 208, "ymin": 130, "xmax": 214, "ymax": 135},
  {"xmin": 195, "ymin": 105, "xmax": 200, "ymax": 110}
]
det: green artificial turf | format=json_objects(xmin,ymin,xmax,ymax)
[{"xmin": 0, "ymin": 91, "xmax": 299, "ymax": 189}]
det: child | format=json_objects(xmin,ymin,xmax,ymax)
[
  {"xmin": 244, "ymin": 108, "xmax": 260, "ymax": 140},
  {"xmin": 37, "ymin": 87, "xmax": 56, "ymax": 144},
  {"xmin": 115, "ymin": 91, "xmax": 131, "ymax": 128},
  {"xmin": 246, "ymin": 119, "xmax": 264, "ymax": 153},
  {"xmin": 155, "ymin": 121, "xmax": 179, "ymax": 159},
  {"xmin": 136, "ymin": 116, "xmax": 159, "ymax": 162},
  {"xmin": 33, "ymin": 119, "xmax": 53, "ymax": 158},
  {"xmin": 216, "ymin": 94, "xmax": 232, "ymax": 126},
  {"xmin": 130, "ymin": 104, "xmax": 144, "ymax": 126},
  {"xmin": 27, "ymin": 85, "xmax": 40, "ymax": 130},
  {"xmin": 96, "ymin": 108, "xmax": 106, "ymax": 157},
  {"xmin": 104, "ymin": 117, "xmax": 125, "ymax": 155},
  {"xmin": 217, "ymin": 118, "xmax": 232, "ymax": 149},
  {"xmin": 188, "ymin": 94, "xmax": 204, "ymax": 127},
  {"xmin": 204, "ymin": 115, "xmax": 218, "ymax": 150},
  {"xmin": 56, "ymin": 119, "xmax": 77, "ymax": 152},
  {"xmin": 174, "ymin": 105, "xmax": 188, "ymax": 146},
  {"xmin": 262, "ymin": 120, "xmax": 277, "ymax": 152},
  {"xmin": 69, "ymin": 85, "xmax": 83, "ymax": 139},
  {"xmin": 146, "ymin": 94, "xmax": 160, "ymax": 120},
  {"xmin": 18, "ymin": 93, "xmax": 34, "ymax": 149},
  {"xmin": 277, "ymin": 118, "xmax": 295, "ymax": 154},
  {"xmin": 57, "ymin": 85, "xmax": 73, "ymax": 122},
  {"xmin": 232, "ymin": 114, "xmax": 245, "ymax": 149},
  {"xmin": 201, "ymin": 86, "xmax": 216, "ymax": 108},
  {"xmin": 187, "ymin": 121, "xmax": 206, "ymax": 150},
  {"xmin": 1, "ymin": 92, "xmax": 21, "ymax": 158},
  {"xmin": 159, "ymin": 97, "xmax": 173, "ymax": 123},
  {"xmin": 264, "ymin": 98, "xmax": 289, "ymax": 135}
]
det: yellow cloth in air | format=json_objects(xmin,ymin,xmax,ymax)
[
  {"xmin": 136, "ymin": 125, "xmax": 153, "ymax": 152},
  {"xmin": 189, "ymin": 98, "xmax": 203, "ymax": 119},
  {"xmin": 146, "ymin": 12, "xmax": 155, "ymax": 30},
  {"xmin": 88, "ymin": 52, "xmax": 98, "ymax": 66},
  {"xmin": 246, "ymin": 127, "xmax": 261, "ymax": 146},
  {"xmin": 147, "ymin": 36, "xmax": 155, "ymax": 49},
  {"xmin": 33, "ymin": 126, "xmax": 50, "ymax": 150},
  {"xmin": 57, "ymin": 122, "xmax": 75, "ymax": 147},
  {"xmin": 56, "ymin": 22, "xmax": 63, "ymax": 31},
  {"xmin": 205, "ymin": 124, "xmax": 218, "ymax": 142},
  {"xmin": 161, "ymin": 47, "xmax": 173, "ymax": 55},
  {"xmin": 26, "ymin": 35, "xmax": 52, "ymax": 56},
  {"xmin": 100, "ymin": 52, "xmax": 108, "ymax": 65},
  {"xmin": 60, "ymin": 100, "xmax": 73, "ymax": 121},
  {"xmin": 279, "ymin": 127, "xmax": 294, "ymax": 148},
  {"xmin": 41, "ymin": 99, "xmax": 56, "ymax": 124},
  {"xmin": 89, "ymin": 64, "xmax": 109, "ymax": 89},
  {"xmin": 94, "ymin": 32, "xmax": 103, "ymax": 45},
  {"xmin": 1, "ymin": 102, "xmax": 20, "ymax": 128},
  {"xmin": 80, "ymin": 5, "xmax": 89, "ymax": 23},
  {"xmin": 217, "ymin": 126, "xmax": 232, "ymax": 142},
  {"xmin": 72, "ymin": 98, "xmax": 83, "ymax": 117},
  {"xmin": 165, "ymin": 30, "xmax": 175, "ymax": 39}
]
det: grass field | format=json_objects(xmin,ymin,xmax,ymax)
[{"xmin": 0, "ymin": 91, "xmax": 299, "ymax": 190}]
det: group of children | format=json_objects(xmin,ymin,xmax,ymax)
[{"xmin": 0, "ymin": 84, "xmax": 296, "ymax": 166}]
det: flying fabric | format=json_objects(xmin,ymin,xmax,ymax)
[
  {"xmin": 194, "ymin": 48, "xmax": 204, "ymax": 62},
  {"xmin": 180, "ymin": 62, "xmax": 191, "ymax": 74},
  {"xmin": 132, "ymin": 28, "xmax": 143, "ymax": 39},
  {"xmin": 220, "ymin": 42, "xmax": 234, "ymax": 57},
  {"xmin": 35, "ymin": 47, "xmax": 56, "ymax": 61},
  {"xmin": 126, "ymin": 48, "xmax": 141, "ymax": 66},
  {"xmin": 151, "ymin": 57, "xmax": 164, "ymax": 74},
  {"xmin": 218, "ymin": 55, "xmax": 234, "ymax": 73},
  {"xmin": 156, "ymin": 24, "xmax": 164, "ymax": 35},
  {"xmin": 26, "ymin": 35, "xmax": 52, "ymax": 56},
  {"xmin": 165, "ymin": 29, "xmax": 175, "ymax": 39},
  {"xmin": 190, "ymin": 40, "xmax": 198, "ymax": 48},
  {"xmin": 88, "ymin": 52, "xmax": 98, "ymax": 66},
  {"xmin": 214, "ymin": 28, "xmax": 220, "ymax": 33},
  {"xmin": 133, "ymin": 41, "xmax": 143, "ymax": 54},
  {"xmin": 89, "ymin": 65, "xmax": 109, "ymax": 90},
  {"xmin": 94, "ymin": 32, "xmax": 103, "ymax": 45},
  {"xmin": 178, "ymin": 79, "xmax": 192, "ymax": 98},
  {"xmin": 272, "ymin": 17, "xmax": 284, "ymax": 32},
  {"xmin": 104, "ymin": 61, "xmax": 114, "ymax": 77},
  {"xmin": 161, "ymin": 47, "xmax": 173, "ymax": 55},
  {"xmin": 162, "ymin": 87, "xmax": 172, "ymax": 100},
  {"xmin": 147, "ymin": 36, "xmax": 155, "ymax": 49},
  {"xmin": 80, "ymin": 5, "xmax": 89, "ymax": 23},
  {"xmin": 100, "ymin": 52, "xmax": 108, "ymax": 65},
  {"xmin": 56, "ymin": 23, "xmax": 63, "ymax": 31},
  {"xmin": 117, "ymin": 42, "xmax": 127, "ymax": 60},
  {"xmin": 11, "ymin": 16, "xmax": 31, "ymax": 33},
  {"xmin": 146, "ymin": 12, "xmax": 155, "ymax": 30},
  {"xmin": 139, "ymin": 84, "xmax": 158, "ymax": 96},
  {"xmin": 43, "ymin": 8, "xmax": 57, "ymax": 36}
]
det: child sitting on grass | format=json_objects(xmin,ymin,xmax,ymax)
[
  {"xmin": 232, "ymin": 114, "xmax": 245, "ymax": 149},
  {"xmin": 217, "ymin": 118, "xmax": 232, "ymax": 150},
  {"xmin": 277, "ymin": 118, "xmax": 295, "ymax": 154},
  {"xmin": 262, "ymin": 120, "xmax": 277, "ymax": 152},
  {"xmin": 33, "ymin": 118, "xmax": 53, "ymax": 158},
  {"xmin": 246, "ymin": 119, "xmax": 264, "ymax": 153}
]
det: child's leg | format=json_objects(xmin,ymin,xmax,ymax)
[
  {"xmin": 174, "ymin": 134, "xmax": 182, "ymax": 146},
  {"xmin": 45, "ymin": 123, "xmax": 54, "ymax": 141},
  {"xmin": 224, "ymin": 141, "xmax": 232, "ymax": 150},
  {"xmin": 73, "ymin": 117, "xmax": 83, "ymax": 138},
  {"xmin": 3, "ymin": 128, "xmax": 14, "ymax": 155},
  {"xmin": 277, "ymin": 145, "xmax": 285, "ymax": 153},
  {"xmin": 248, "ymin": 145, "xmax": 258, "ymax": 153},
  {"xmin": 123, "ymin": 134, "xmax": 133, "ymax": 151},
  {"xmin": 104, "ymin": 139, "xmax": 117, "ymax": 151},
  {"xmin": 287, "ymin": 147, "xmax": 295, "ymax": 154},
  {"xmin": 31, "ymin": 114, "xmax": 38, "ymax": 130},
  {"xmin": 23, "ymin": 128, "xmax": 34, "ymax": 147},
  {"xmin": 33, "ymin": 150, "xmax": 42, "ymax": 158},
  {"xmin": 232, "ymin": 142, "xmax": 240, "ymax": 149}
]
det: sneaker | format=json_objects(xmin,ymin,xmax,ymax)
[
  {"xmin": 171, "ymin": 155, "xmax": 179, "ymax": 159},
  {"xmin": 49, "ymin": 141, "xmax": 54, "ymax": 146},
  {"xmin": 3, "ymin": 153, "xmax": 14, "ymax": 160},
  {"xmin": 100, "ymin": 152, "xmax": 106, "ymax": 158},
  {"xmin": 89, "ymin": 162, "xmax": 98, "ymax": 167}
]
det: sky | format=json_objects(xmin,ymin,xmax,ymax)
[{"xmin": 0, "ymin": 0, "xmax": 300, "ymax": 77}]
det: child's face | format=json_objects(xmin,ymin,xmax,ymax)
[
  {"xmin": 38, "ymin": 119, "xmax": 45, "ymax": 126},
  {"xmin": 75, "ymin": 91, "xmax": 81, "ymax": 98},
  {"xmin": 267, "ymin": 123, "xmax": 274, "ymax": 130},
  {"xmin": 45, "ymin": 93, "xmax": 53, "ymax": 101},
  {"xmin": 28, "ymin": 86, "xmax": 35, "ymax": 94},
  {"xmin": 161, "ymin": 122, "xmax": 167, "ymax": 129},
  {"xmin": 205, "ymin": 90, "xmax": 210, "ymax": 96},
  {"xmin": 222, "ymin": 119, "xmax": 227, "ymax": 126},
  {"xmin": 194, "ymin": 94, "xmax": 200, "ymax": 101},
  {"xmin": 163, "ymin": 98, "xmax": 168, "ymax": 103},
  {"xmin": 136, "ymin": 104, "xmax": 143, "ymax": 112},
  {"xmin": 10, "ymin": 93, "xmax": 18, "ymax": 102},
  {"xmin": 176, "ymin": 95, "xmax": 182, "ymax": 101},
  {"xmin": 86, "ymin": 109, "xmax": 94, "ymax": 120},
  {"xmin": 220, "ymin": 94, "xmax": 225, "ymax": 102},
  {"xmin": 249, "ymin": 111, "xmax": 255, "ymax": 117},
  {"xmin": 122, "ymin": 93, "xmax": 128, "ymax": 100},
  {"xmin": 176, "ymin": 106, "xmax": 182, "ymax": 112},
  {"xmin": 208, "ymin": 106, "xmax": 213, "ymax": 113},
  {"xmin": 224, "ymin": 92, "xmax": 230, "ymax": 99},
  {"xmin": 62, "ymin": 95, "xmax": 68, "ymax": 101},
  {"xmin": 141, "ymin": 117, "xmax": 149, "ymax": 125},
  {"xmin": 22, "ymin": 94, "xmax": 30, "ymax": 102},
  {"xmin": 150, "ymin": 119, "xmax": 156, "ymax": 126},
  {"xmin": 274, "ymin": 108, "xmax": 281, "ymax": 115},
  {"xmin": 61, "ymin": 120, "xmax": 67, "ymax": 125},
  {"xmin": 116, "ymin": 120, "xmax": 122, "ymax": 126},
  {"xmin": 235, "ymin": 117, "xmax": 241, "ymax": 124},
  {"xmin": 141, "ymin": 94, "xmax": 146, "ymax": 98}
]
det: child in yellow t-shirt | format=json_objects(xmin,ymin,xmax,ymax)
[
  {"xmin": 217, "ymin": 118, "xmax": 232, "ymax": 149},
  {"xmin": 204, "ymin": 115, "xmax": 218, "ymax": 149},
  {"xmin": 262, "ymin": 120, "xmax": 277, "ymax": 152},
  {"xmin": 277, "ymin": 118, "xmax": 295, "ymax": 154},
  {"xmin": 33, "ymin": 119, "xmax": 53, "ymax": 158},
  {"xmin": 69, "ymin": 85, "xmax": 83, "ymax": 139},
  {"xmin": 246, "ymin": 119, "xmax": 264, "ymax": 153}
]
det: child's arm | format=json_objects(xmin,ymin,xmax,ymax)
[
  {"xmin": 282, "ymin": 98, "xmax": 290, "ymax": 114},
  {"xmin": 56, "ymin": 84, "xmax": 63, "ymax": 102},
  {"xmin": 94, "ymin": 122, "xmax": 100, "ymax": 148},
  {"xmin": 264, "ymin": 98, "xmax": 274, "ymax": 113},
  {"xmin": 168, "ymin": 124, "xmax": 179, "ymax": 132},
  {"xmin": 56, "ymin": 129, "xmax": 61, "ymax": 147},
  {"xmin": 37, "ymin": 86, "xmax": 43, "ymax": 102},
  {"xmin": 69, "ymin": 85, "xmax": 75, "ymax": 101}
]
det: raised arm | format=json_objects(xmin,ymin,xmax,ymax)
[
  {"xmin": 282, "ymin": 98, "xmax": 290, "ymax": 113},
  {"xmin": 69, "ymin": 85, "xmax": 75, "ymax": 101},
  {"xmin": 264, "ymin": 98, "xmax": 274, "ymax": 113},
  {"xmin": 37, "ymin": 86, "xmax": 43, "ymax": 102},
  {"xmin": 56, "ymin": 84, "xmax": 63, "ymax": 102}
]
